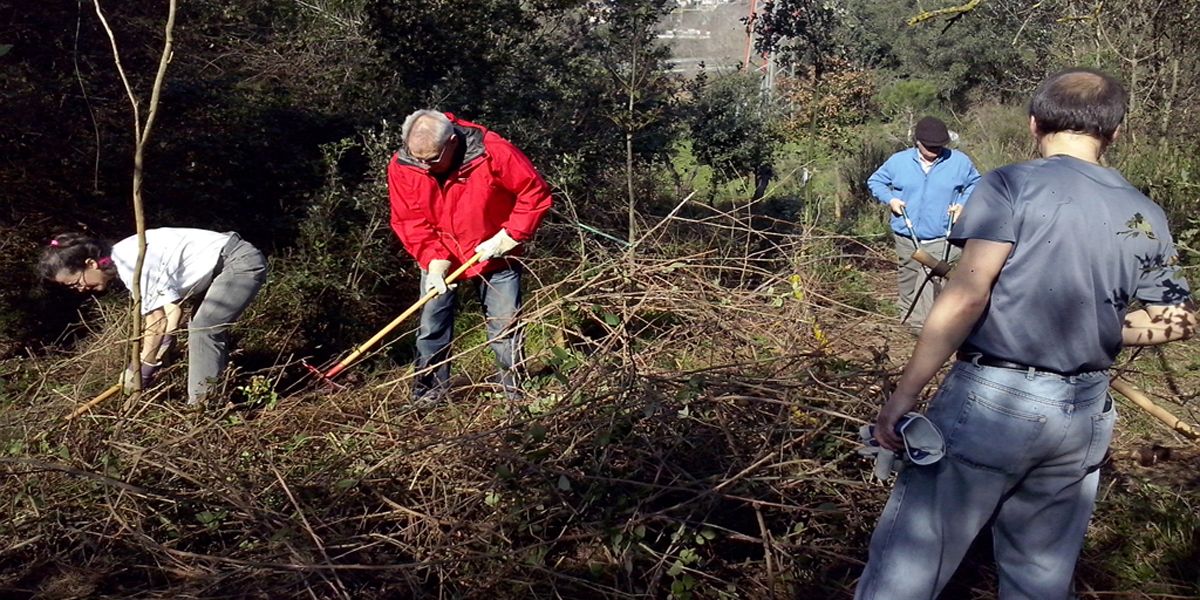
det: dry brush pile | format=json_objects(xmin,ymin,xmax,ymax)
[{"xmin": 2, "ymin": 201, "xmax": 1197, "ymax": 599}]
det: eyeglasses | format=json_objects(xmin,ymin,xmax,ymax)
[
  {"xmin": 410, "ymin": 135, "xmax": 455, "ymax": 169},
  {"xmin": 64, "ymin": 269, "xmax": 95, "ymax": 291}
]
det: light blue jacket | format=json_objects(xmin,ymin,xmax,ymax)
[{"xmin": 868, "ymin": 147, "xmax": 981, "ymax": 240}]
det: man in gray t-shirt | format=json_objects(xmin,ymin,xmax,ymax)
[
  {"xmin": 953, "ymin": 154, "xmax": 1191, "ymax": 374},
  {"xmin": 856, "ymin": 69, "xmax": 1195, "ymax": 600}
]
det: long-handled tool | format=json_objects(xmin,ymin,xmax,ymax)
[
  {"xmin": 908, "ymin": 255, "xmax": 1200, "ymax": 441},
  {"xmin": 306, "ymin": 252, "xmax": 483, "ymax": 385},
  {"xmin": 898, "ymin": 206, "xmax": 929, "ymax": 275},
  {"xmin": 62, "ymin": 334, "xmax": 179, "ymax": 420},
  {"xmin": 65, "ymin": 383, "xmax": 122, "ymax": 420},
  {"xmin": 1110, "ymin": 378, "xmax": 1199, "ymax": 441},
  {"xmin": 935, "ymin": 208, "xmax": 956, "ymax": 284},
  {"xmin": 902, "ymin": 211, "xmax": 955, "ymax": 324},
  {"xmin": 910, "ymin": 248, "xmax": 952, "ymax": 277}
]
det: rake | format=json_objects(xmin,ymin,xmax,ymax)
[{"xmin": 303, "ymin": 252, "xmax": 483, "ymax": 387}]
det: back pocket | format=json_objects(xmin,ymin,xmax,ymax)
[
  {"xmin": 1082, "ymin": 396, "xmax": 1117, "ymax": 473},
  {"xmin": 945, "ymin": 391, "xmax": 1047, "ymax": 474}
]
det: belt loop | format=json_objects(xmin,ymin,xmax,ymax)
[
  {"xmin": 968, "ymin": 352, "xmax": 982, "ymax": 369},
  {"xmin": 1025, "ymin": 366, "xmax": 1036, "ymax": 381}
]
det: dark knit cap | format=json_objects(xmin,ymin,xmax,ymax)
[{"xmin": 914, "ymin": 116, "xmax": 951, "ymax": 146}]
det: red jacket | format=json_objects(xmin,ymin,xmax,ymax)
[{"xmin": 388, "ymin": 114, "xmax": 553, "ymax": 278}]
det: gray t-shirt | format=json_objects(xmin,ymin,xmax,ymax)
[{"xmin": 951, "ymin": 155, "xmax": 1191, "ymax": 372}]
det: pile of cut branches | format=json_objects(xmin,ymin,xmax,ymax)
[{"xmin": 3, "ymin": 200, "xmax": 1196, "ymax": 599}]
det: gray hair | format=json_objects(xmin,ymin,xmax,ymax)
[{"xmin": 402, "ymin": 109, "xmax": 453, "ymax": 150}]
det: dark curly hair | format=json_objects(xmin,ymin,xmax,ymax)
[{"xmin": 38, "ymin": 233, "xmax": 115, "ymax": 280}]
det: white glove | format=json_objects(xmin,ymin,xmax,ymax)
[
  {"xmin": 424, "ymin": 259, "xmax": 454, "ymax": 296},
  {"xmin": 473, "ymin": 229, "xmax": 519, "ymax": 261},
  {"xmin": 858, "ymin": 423, "xmax": 899, "ymax": 481},
  {"xmin": 120, "ymin": 367, "xmax": 137, "ymax": 394},
  {"xmin": 857, "ymin": 412, "xmax": 945, "ymax": 481}
]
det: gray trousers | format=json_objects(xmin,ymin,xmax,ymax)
[
  {"xmin": 893, "ymin": 234, "xmax": 960, "ymax": 331},
  {"xmin": 187, "ymin": 235, "xmax": 267, "ymax": 403},
  {"xmin": 855, "ymin": 362, "xmax": 1115, "ymax": 600}
]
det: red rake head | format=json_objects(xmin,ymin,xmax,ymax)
[{"xmin": 300, "ymin": 359, "xmax": 346, "ymax": 391}]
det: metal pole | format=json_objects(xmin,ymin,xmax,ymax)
[{"xmin": 744, "ymin": 0, "xmax": 757, "ymax": 68}]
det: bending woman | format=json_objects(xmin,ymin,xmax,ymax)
[{"xmin": 39, "ymin": 228, "xmax": 268, "ymax": 405}]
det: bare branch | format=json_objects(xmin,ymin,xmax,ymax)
[
  {"xmin": 91, "ymin": 0, "xmax": 140, "ymax": 140},
  {"xmin": 907, "ymin": 0, "xmax": 985, "ymax": 27},
  {"xmin": 92, "ymin": 0, "xmax": 178, "ymax": 392}
]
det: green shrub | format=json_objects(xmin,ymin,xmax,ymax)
[
  {"xmin": 239, "ymin": 126, "xmax": 411, "ymax": 364},
  {"xmin": 1111, "ymin": 142, "xmax": 1200, "ymax": 265},
  {"xmin": 954, "ymin": 103, "xmax": 1034, "ymax": 172},
  {"xmin": 838, "ymin": 130, "xmax": 904, "ymax": 235},
  {"xmin": 684, "ymin": 72, "xmax": 781, "ymax": 204},
  {"xmin": 875, "ymin": 79, "xmax": 942, "ymax": 120}
]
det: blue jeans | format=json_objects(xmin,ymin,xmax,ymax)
[
  {"xmin": 855, "ymin": 361, "xmax": 1116, "ymax": 600},
  {"xmin": 413, "ymin": 266, "xmax": 522, "ymax": 400}
]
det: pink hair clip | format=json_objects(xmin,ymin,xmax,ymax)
[{"xmin": 49, "ymin": 239, "xmax": 60, "ymax": 247}]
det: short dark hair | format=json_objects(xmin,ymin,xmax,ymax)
[
  {"xmin": 1029, "ymin": 68, "xmax": 1127, "ymax": 142},
  {"xmin": 38, "ymin": 233, "xmax": 111, "ymax": 280}
]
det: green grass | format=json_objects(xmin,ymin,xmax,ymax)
[{"xmin": 1087, "ymin": 479, "xmax": 1200, "ymax": 594}]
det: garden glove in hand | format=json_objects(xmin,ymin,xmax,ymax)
[
  {"xmin": 893, "ymin": 412, "xmax": 945, "ymax": 465},
  {"xmin": 858, "ymin": 413, "xmax": 945, "ymax": 481},
  {"xmin": 424, "ymin": 259, "xmax": 455, "ymax": 296},
  {"xmin": 858, "ymin": 423, "xmax": 898, "ymax": 481},
  {"xmin": 473, "ymin": 229, "xmax": 519, "ymax": 261}
]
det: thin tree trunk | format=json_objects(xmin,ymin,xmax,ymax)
[
  {"xmin": 627, "ymin": 132, "xmax": 635, "ymax": 242},
  {"xmin": 1161, "ymin": 57, "xmax": 1179, "ymax": 143},
  {"xmin": 1128, "ymin": 50, "xmax": 1139, "ymax": 144},
  {"xmin": 626, "ymin": 41, "xmax": 638, "ymax": 243},
  {"xmin": 93, "ymin": 0, "xmax": 177, "ymax": 392}
]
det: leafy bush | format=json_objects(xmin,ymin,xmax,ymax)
[
  {"xmin": 1112, "ymin": 142, "xmax": 1200, "ymax": 265},
  {"xmin": 776, "ymin": 61, "xmax": 877, "ymax": 147},
  {"xmin": 839, "ymin": 129, "xmax": 905, "ymax": 234},
  {"xmin": 875, "ymin": 78, "xmax": 941, "ymax": 121},
  {"xmin": 684, "ymin": 72, "xmax": 781, "ymax": 202},
  {"xmin": 239, "ymin": 127, "xmax": 410, "ymax": 365},
  {"xmin": 953, "ymin": 103, "xmax": 1034, "ymax": 172}
]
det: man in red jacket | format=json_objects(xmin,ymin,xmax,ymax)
[{"xmin": 388, "ymin": 109, "xmax": 552, "ymax": 404}]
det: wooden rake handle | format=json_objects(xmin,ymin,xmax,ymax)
[
  {"xmin": 64, "ymin": 383, "xmax": 122, "ymax": 421},
  {"xmin": 323, "ymin": 252, "xmax": 484, "ymax": 380},
  {"xmin": 910, "ymin": 248, "xmax": 952, "ymax": 278},
  {"xmin": 1110, "ymin": 378, "xmax": 1199, "ymax": 441}
]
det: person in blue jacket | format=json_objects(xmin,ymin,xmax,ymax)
[{"xmin": 868, "ymin": 116, "xmax": 981, "ymax": 332}]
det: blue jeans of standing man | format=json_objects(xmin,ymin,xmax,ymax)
[
  {"xmin": 855, "ymin": 361, "xmax": 1116, "ymax": 600},
  {"xmin": 413, "ymin": 266, "xmax": 522, "ymax": 401}
]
